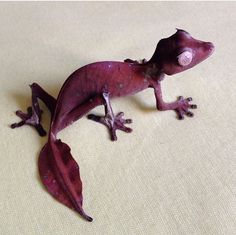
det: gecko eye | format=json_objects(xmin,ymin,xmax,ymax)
[{"xmin": 177, "ymin": 50, "xmax": 193, "ymax": 66}]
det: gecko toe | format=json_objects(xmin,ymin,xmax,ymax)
[
  {"xmin": 87, "ymin": 114, "xmax": 100, "ymax": 122},
  {"xmin": 124, "ymin": 119, "xmax": 132, "ymax": 124},
  {"xmin": 111, "ymin": 131, "xmax": 118, "ymax": 141},
  {"xmin": 177, "ymin": 112, "xmax": 184, "ymax": 120},
  {"xmin": 116, "ymin": 112, "xmax": 124, "ymax": 119},
  {"xmin": 11, "ymin": 121, "xmax": 25, "ymax": 128},
  {"xmin": 117, "ymin": 125, "xmax": 132, "ymax": 133},
  {"xmin": 190, "ymin": 104, "xmax": 197, "ymax": 109},
  {"xmin": 186, "ymin": 111, "xmax": 194, "ymax": 117}
]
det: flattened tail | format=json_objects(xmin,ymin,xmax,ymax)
[{"xmin": 38, "ymin": 134, "xmax": 93, "ymax": 222}]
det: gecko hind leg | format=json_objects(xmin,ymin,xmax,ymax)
[
  {"xmin": 87, "ymin": 92, "xmax": 132, "ymax": 141},
  {"xmin": 11, "ymin": 83, "xmax": 56, "ymax": 136}
]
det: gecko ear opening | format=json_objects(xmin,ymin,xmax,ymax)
[{"xmin": 177, "ymin": 50, "xmax": 193, "ymax": 66}]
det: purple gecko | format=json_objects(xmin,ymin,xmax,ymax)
[{"xmin": 11, "ymin": 29, "xmax": 214, "ymax": 221}]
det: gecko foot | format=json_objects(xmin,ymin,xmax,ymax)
[
  {"xmin": 88, "ymin": 92, "xmax": 132, "ymax": 141},
  {"xmin": 11, "ymin": 106, "xmax": 47, "ymax": 136},
  {"xmin": 88, "ymin": 112, "xmax": 132, "ymax": 141},
  {"xmin": 175, "ymin": 96, "xmax": 197, "ymax": 120}
]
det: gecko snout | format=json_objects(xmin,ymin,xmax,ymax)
[{"xmin": 204, "ymin": 42, "xmax": 215, "ymax": 55}]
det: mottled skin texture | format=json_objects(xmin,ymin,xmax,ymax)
[{"xmin": 11, "ymin": 29, "xmax": 214, "ymax": 222}]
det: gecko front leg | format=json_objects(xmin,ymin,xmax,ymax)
[
  {"xmin": 87, "ymin": 92, "xmax": 132, "ymax": 141},
  {"xmin": 153, "ymin": 82, "xmax": 197, "ymax": 120}
]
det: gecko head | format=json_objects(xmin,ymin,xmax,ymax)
[{"xmin": 149, "ymin": 29, "xmax": 214, "ymax": 75}]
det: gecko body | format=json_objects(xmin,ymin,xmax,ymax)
[{"xmin": 11, "ymin": 29, "xmax": 214, "ymax": 221}]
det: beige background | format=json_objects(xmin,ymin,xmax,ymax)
[{"xmin": 0, "ymin": 2, "xmax": 235, "ymax": 235}]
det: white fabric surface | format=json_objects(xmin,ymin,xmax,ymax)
[{"xmin": 0, "ymin": 2, "xmax": 235, "ymax": 235}]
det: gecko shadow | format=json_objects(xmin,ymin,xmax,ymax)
[{"xmin": 127, "ymin": 95, "xmax": 157, "ymax": 113}]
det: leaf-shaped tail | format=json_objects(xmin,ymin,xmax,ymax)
[{"xmin": 38, "ymin": 137, "xmax": 93, "ymax": 222}]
